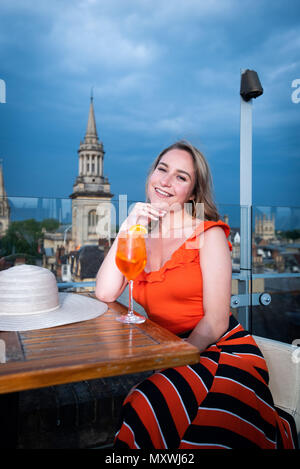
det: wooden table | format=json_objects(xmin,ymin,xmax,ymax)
[
  {"xmin": 0, "ymin": 299, "xmax": 199, "ymax": 448},
  {"xmin": 0, "ymin": 300, "xmax": 199, "ymax": 395}
]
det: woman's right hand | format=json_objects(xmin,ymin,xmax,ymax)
[
  {"xmin": 120, "ymin": 202, "xmax": 166, "ymax": 231},
  {"xmin": 96, "ymin": 202, "xmax": 166, "ymax": 303}
]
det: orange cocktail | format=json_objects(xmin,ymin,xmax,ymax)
[
  {"xmin": 116, "ymin": 236, "xmax": 147, "ymax": 281},
  {"xmin": 115, "ymin": 226, "xmax": 147, "ymax": 323}
]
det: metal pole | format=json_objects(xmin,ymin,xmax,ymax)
[
  {"xmin": 64, "ymin": 224, "xmax": 72, "ymax": 247},
  {"xmin": 239, "ymin": 80, "xmax": 253, "ymax": 331}
]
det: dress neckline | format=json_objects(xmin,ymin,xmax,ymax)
[
  {"xmin": 135, "ymin": 220, "xmax": 230, "ymax": 283},
  {"xmin": 136, "ymin": 219, "xmax": 231, "ymax": 283},
  {"xmin": 143, "ymin": 220, "xmax": 203, "ymax": 275},
  {"xmin": 143, "ymin": 219, "xmax": 228, "ymax": 275}
]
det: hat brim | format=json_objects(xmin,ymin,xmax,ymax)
[{"xmin": 0, "ymin": 293, "xmax": 108, "ymax": 332}]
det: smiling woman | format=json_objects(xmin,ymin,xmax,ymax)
[
  {"xmin": 148, "ymin": 150, "xmax": 195, "ymax": 207},
  {"xmin": 146, "ymin": 141, "xmax": 219, "ymax": 221},
  {"xmin": 96, "ymin": 140, "xmax": 298, "ymax": 449}
]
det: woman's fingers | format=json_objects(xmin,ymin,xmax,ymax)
[
  {"xmin": 133, "ymin": 203, "xmax": 166, "ymax": 222},
  {"xmin": 122, "ymin": 203, "xmax": 167, "ymax": 230}
]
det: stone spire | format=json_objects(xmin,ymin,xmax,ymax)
[{"xmin": 85, "ymin": 94, "xmax": 98, "ymax": 143}]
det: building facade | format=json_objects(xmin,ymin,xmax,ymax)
[{"xmin": 255, "ymin": 214, "xmax": 275, "ymax": 241}]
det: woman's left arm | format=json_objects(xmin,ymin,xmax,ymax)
[{"xmin": 186, "ymin": 226, "xmax": 232, "ymax": 352}]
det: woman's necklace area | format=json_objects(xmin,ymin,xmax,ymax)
[{"xmin": 157, "ymin": 211, "xmax": 200, "ymax": 239}]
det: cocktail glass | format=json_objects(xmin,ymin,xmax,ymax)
[{"xmin": 115, "ymin": 227, "xmax": 147, "ymax": 324}]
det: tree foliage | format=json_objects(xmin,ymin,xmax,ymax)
[
  {"xmin": 0, "ymin": 218, "xmax": 59, "ymax": 257},
  {"xmin": 41, "ymin": 218, "xmax": 60, "ymax": 232},
  {"xmin": 280, "ymin": 229, "xmax": 300, "ymax": 241}
]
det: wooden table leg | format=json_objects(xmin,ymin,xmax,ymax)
[{"xmin": 0, "ymin": 392, "xmax": 19, "ymax": 448}]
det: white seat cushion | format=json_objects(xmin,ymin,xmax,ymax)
[{"xmin": 253, "ymin": 335, "xmax": 300, "ymax": 438}]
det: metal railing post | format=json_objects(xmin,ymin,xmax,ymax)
[
  {"xmin": 239, "ymin": 90, "xmax": 253, "ymax": 331},
  {"xmin": 238, "ymin": 68, "xmax": 263, "ymax": 331}
]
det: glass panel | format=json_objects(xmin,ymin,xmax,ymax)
[
  {"xmin": 251, "ymin": 205, "xmax": 300, "ymax": 344},
  {"xmin": 0, "ymin": 196, "xmax": 132, "ymax": 294},
  {"xmin": 251, "ymin": 275, "xmax": 300, "ymax": 344},
  {"xmin": 0, "ymin": 196, "xmax": 107, "ymax": 294},
  {"xmin": 218, "ymin": 203, "xmax": 241, "ymax": 273},
  {"xmin": 2, "ymin": 197, "xmax": 299, "ymax": 338},
  {"xmin": 0, "ymin": 196, "xmax": 72, "ymax": 271}
]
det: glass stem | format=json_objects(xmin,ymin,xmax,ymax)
[{"xmin": 128, "ymin": 280, "xmax": 134, "ymax": 316}]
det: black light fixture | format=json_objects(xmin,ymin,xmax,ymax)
[{"xmin": 240, "ymin": 69, "xmax": 263, "ymax": 102}]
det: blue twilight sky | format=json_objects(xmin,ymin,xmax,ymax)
[{"xmin": 0, "ymin": 0, "xmax": 299, "ymax": 210}]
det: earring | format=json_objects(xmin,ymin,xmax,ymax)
[{"xmin": 188, "ymin": 199, "xmax": 196, "ymax": 217}]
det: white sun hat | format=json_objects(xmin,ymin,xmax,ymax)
[{"xmin": 0, "ymin": 264, "xmax": 108, "ymax": 331}]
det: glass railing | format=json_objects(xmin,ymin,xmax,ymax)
[
  {"xmin": 1, "ymin": 196, "xmax": 300, "ymax": 344},
  {"xmin": 229, "ymin": 205, "xmax": 300, "ymax": 344},
  {"xmin": 250, "ymin": 205, "xmax": 300, "ymax": 344}
]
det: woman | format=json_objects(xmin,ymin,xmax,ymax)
[{"xmin": 96, "ymin": 141, "xmax": 297, "ymax": 449}]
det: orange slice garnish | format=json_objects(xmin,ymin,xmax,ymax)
[{"xmin": 129, "ymin": 224, "xmax": 148, "ymax": 235}]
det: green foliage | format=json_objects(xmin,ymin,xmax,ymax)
[
  {"xmin": 280, "ymin": 229, "xmax": 300, "ymax": 241},
  {"xmin": 41, "ymin": 218, "xmax": 60, "ymax": 232},
  {"xmin": 0, "ymin": 218, "xmax": 59, "ymax": 258}
]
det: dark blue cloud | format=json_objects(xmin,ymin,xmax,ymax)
[{"xmin": 0, "ymin": 0, "xmax": 299, "ymax": 213}]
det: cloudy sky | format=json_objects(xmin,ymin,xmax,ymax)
[{"xmin": 0, "ymin": 0, "xmax": 299, "ymax": 212}]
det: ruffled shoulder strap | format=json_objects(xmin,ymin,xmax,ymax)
[
  {"xmin": 205, "ymin": 219, "xmax": 231, "ymax": 237},
  {"xmin": 185, "ymin": 219, "xmax": 232, "ymax": 251}
]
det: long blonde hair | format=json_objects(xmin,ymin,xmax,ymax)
[{"xmin": 145, "ymin": 140, "xmax": 220, "ymax": 221}]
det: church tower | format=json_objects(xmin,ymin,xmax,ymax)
[
  {"xmin": 70, "ymin": 96, "xmax": 113, "ymax": 248},
  {"xmin": 0, "ymin": 160, "xmax": 10, "ymax": 237},
  {"xmin": 255, "ymin": 214, "xmax": 275, "ymax": 241}
]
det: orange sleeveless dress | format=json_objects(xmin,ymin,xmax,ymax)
[
  {"xmin": 114, "ymin": 220, "xmax": 298, "ymax": 449},
  {"xmin": 133, "ymin": 220, "xmax": 232, "ymax": 334}
]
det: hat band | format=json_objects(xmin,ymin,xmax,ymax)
[{"xmin": 0, "ymin": 303, "xmax": 60, "ymax": 316}]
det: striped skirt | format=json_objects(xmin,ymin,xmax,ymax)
[{"xmin": 114, "ymin": 315, "xmax": 298, "ymax": 449}]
